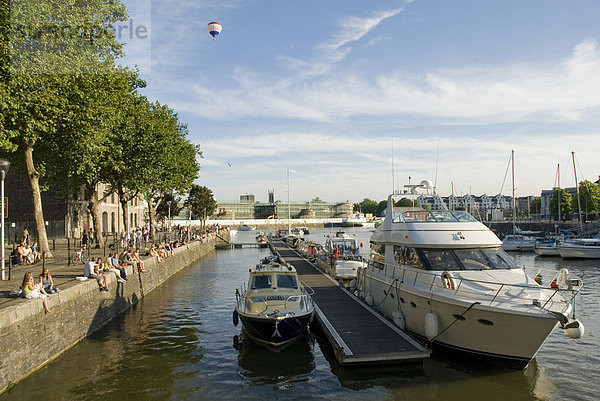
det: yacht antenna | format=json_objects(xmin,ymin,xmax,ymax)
[
  {"xmin": 434, "ymin": 138, "xmax": 440, "ymax": 194},
  {"xmin": 572, "ymin": 152, "xmax": 583, "ymax": 233},
  {"xmin": 391, "ymin": 137, "xmax": 395, "ymax": 194}
]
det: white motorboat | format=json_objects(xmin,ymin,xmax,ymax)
[
  {"xmin": 502, "ymin": 234, "xmax": 537, "ymax": 251},
  {"xmin": 556, "ymin": 234, "xmax": 600, "ymax": 259},
  {"xmin": 315, "ymin": 232, "xmax": 363, "ymax": 282},
  {"xmin": 534, "ymin": 238, "xmax": 560, "ymax": 256},
  {"xmin": 358, "ymin": 185, "xmax": 584, "ymax": 369},
  {"xmin": 234, "ymin": 258, "xmax": 315, "ymax": 347}
]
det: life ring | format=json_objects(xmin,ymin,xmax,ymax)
[{"xmin": 441, "ymin": 271, "xmax": 456, "ymax": 290}]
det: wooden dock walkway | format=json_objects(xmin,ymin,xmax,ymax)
[{"xmin": 270, "ymin": 240, "xmax": 430, "ymax": 366}]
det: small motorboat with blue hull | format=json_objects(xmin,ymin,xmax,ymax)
[{"xmin": 234, "ymin": 258, "xmax": 315, "ymax": 347}]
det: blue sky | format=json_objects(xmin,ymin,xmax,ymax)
[{"xmin": 118, "ymin": 0, "xmax": 600, "ymax": 203}]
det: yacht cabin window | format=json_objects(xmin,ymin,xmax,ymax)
[
  {"xmin": 369, "ymin": 243, "xmax": 385, "ymax": 269},
  {"xmin": 393, "ymin": 246, "xmax": 425, "ymax": 270},
  {"xmin": 419, "ymin": 248, "xmax": 518, "ymax": 271},
  {"xmin": 276, "ymin": 274, "xmax": 298, "ymax": 289},
  {"xmin": 251, "ymin": 274, "xmax": 272, "ymax": 289}
]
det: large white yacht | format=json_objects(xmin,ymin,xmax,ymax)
[{"xmin": 357, "ymin": 182, "xmax": 584, "ymax": 368}]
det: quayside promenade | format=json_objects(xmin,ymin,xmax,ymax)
[{"xmin": 0, "ymin": 231, "xmax": 227, "ymax": 393}]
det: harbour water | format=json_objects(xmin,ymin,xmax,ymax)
[{"xmin": 2, "ymin": 228, "xmax": 598, "ymax": 401}]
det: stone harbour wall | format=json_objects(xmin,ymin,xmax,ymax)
[{"xmin": 0, "ymin": 239, "xmax": 216, "ymax": 393}]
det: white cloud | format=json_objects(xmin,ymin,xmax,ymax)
[{"xmin": 169, "ymin": 38, "xmax": 600, "ymax": 127}]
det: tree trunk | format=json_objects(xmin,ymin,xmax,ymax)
[
  {"xmin": 22, "ymin": 145, "xmax": 53, "ymax": 257},
  {"xmin": 85, "ymin": 183, "xmax": 104, "ymax": 248},
  {"xmin": 146, "ymin": 192, "xmax": 160, "ymax": 240},
  {"xmin": 118, "ymin": 186, "xmax": 129, "ymax": 235}
]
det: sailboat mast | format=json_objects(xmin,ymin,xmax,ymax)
[
  {"xmin": 572, "ymin": 151, "xmax": 583, "ymax": 232},
  {"xmin": 511, "ymin": 150, "xmax": 516, "ymax": 234},
  {"xmin": 287, "ymin": 167, "xmax": 291, "ymax": 234},
  {"xmin": 557, "ymin": 163, "xmax": 561, "ymax": 223}
]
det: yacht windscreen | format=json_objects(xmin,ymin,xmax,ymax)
[
  {"xmin": 251, "ymin": 274, "xmax": 272, "ymax": 289},
  {"xmin": 420, "ymin": 248, "xmax": 518, "ymax": 270},
  {"xmin": 394, "ymin": 210, "xmax": 478, "ymax": 223},
  {"xmin": 276, "ymin": 274, "xmax": 298, "ymax": 289}
]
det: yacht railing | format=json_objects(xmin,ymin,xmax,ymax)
[
  {"xmin": 363, "ymin": 261, "xmax": 581, "ymax": 314},
  {"xmin": 235, "ymin": 283, "xmax": 314, "ymax": 315}
]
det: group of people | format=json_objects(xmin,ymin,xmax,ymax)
[
  {"xmin": 120, "ymin": 227, "xmax": 150, "ymax": 250},
  {"xmin": 82, "ymin": 248, "xmax": 146, "ymax": 291},
  {"xmin": 20, "ymin": 268, "xmax": 59, "ymax": 314},
  {"xmin": 16, "ymin": 225, "xmax": 226, "ymax": 314},
  {"xmin": 11, "ymin": 242, "xmax": 41, "ymax": 265}
]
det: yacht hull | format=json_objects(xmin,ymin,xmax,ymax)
[
  {"xmin": 237, "ymin": 309, "xmax": 314, "ymax": 347},
  {"xmin": 362, "ymin": 271, "xmax": 559, "ymax": 367},
  {"xmin": 556, "ymin": 246, "xmax": 600, "ymax": 258}
]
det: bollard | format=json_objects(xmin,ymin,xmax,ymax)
[
  {"xmin": 67, "ymin": 237, "xmax": 71, "ymax": 266},
  {"xmin": 52, "ymin": 239, "xmax": 55, "ymax": 250}
]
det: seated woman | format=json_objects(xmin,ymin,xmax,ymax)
[
  {"xmin": 21, "ymin": 272, "xmax": 52, "ymax": 313},
  {"xmin": 109, "ymin": 252, "xmax": 127, "ymax": 281},
  {"xmin": 104, "ymin": 255, "xmax": 126, "ymax": 283},
  {"xmin": 150, "ymin": 244, "xmax": 162, "ymax": 263},
  {"xmin": 39, "ymin": 267, "xmax": 59, "ymax": 294}
]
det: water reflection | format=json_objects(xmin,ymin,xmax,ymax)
[{"xmin": 235, "ymin": 334, "xmax": 316, "ymax": 386}]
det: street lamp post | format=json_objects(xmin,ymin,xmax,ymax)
[{"xmin": 1, "ymin": 160, "xmax": 10, "ymax": 280}]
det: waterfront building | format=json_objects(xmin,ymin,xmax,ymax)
[
  {"xmin": 209, "ymin": 197, "xmax": 354, "ymax": 220},
  {"xmin": 5, "ymin": 170, "xmax": 146, "ymax": 241}
]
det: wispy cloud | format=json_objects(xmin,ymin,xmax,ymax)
[{"xmin": 171, "ymin": 38, "xmax": 600, "ymax": 126}]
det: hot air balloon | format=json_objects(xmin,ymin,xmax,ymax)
[{"xmin": 207, "ymin": 22, "xmax": 222, "ymax": 39}]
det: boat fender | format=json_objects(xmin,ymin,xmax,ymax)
[
  {"xmin": 424, "ymin": 312, "xmax": 439, "ymax": 340},
  {"xmin": 392, "ymin": 310, "xmax": 406, "ymax": 330},
  {"xmin": 564, "ymin": 319, "xmax": 585, "ymax": 339},
  {"xmin": 365, "ymin": 294, "xmax": 374, "ymax": 306},
  {"xmin": 556, "ymin": 268, "xmax": 569, "ymax": 288},
  {"xmin": 233, "ymin": 309, "xmax": 239, "ymax": 327},
  {"xmin": 348, "ymin": 279, "xmax": 357, "ymax": 292}
]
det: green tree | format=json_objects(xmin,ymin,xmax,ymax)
[
  {"xmin": 376, "ymin": 200, "xmax": 388, "ymax": 216},
  {"xmin": 549, "ymin": 189, "xmax": 572, "ymax": 221},
  {"xmin": 395, "ymin": 198, "xmax": 415, "ymax": 207},
  {"xmin": 185, "ymin": 185, "xmax": 217, "ymax": 224},
  {"xmin": 42, "ymin": 70, "xmax": 142, "ymax": 248},
  {"xmin": 1, "ymin": 0, "xmax": 128, "ymax": 254},
  {"xmin": 354, "ymin": 198, "xmax": 378, "ymax": 215},
  {"xmin": 141, "ymin": 102, "xmax": 201, "ymax": 238},
  {"xmin": 156, "ymin": 191, "xmax": 183, "ymax": 220},
  {"xmin": 572, "ymin": 180, "xmax": 600, "ymax": 221},
  {"xmin": 529, "ymin": 197, "xmax": 541, "ymax": 217}
]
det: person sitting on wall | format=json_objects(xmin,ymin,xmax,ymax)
[
  {"xmin": 109, "ymin": 252, "xmax": 127, "ymax": 281},
  {"xmin": 104, "ymin": 254, "xmax": 126, "ymax": 283},
  {"xmin": 21, "ymin": 272, "xmax": 52, "ymax": 313},
  {"xmin": 39, "ymin": 267, "xmax": 59, "ymax": 294},
  {"xmin": 150, "ymin": 244, "xmax": 162, "ymax": 263},
  {"xmin": 132, "ymin": 248, "xmax": 146, "ymax": 273},
  {"xmin": 84, "ymin": 258, "xmax": 108, "ymax": 291}
]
